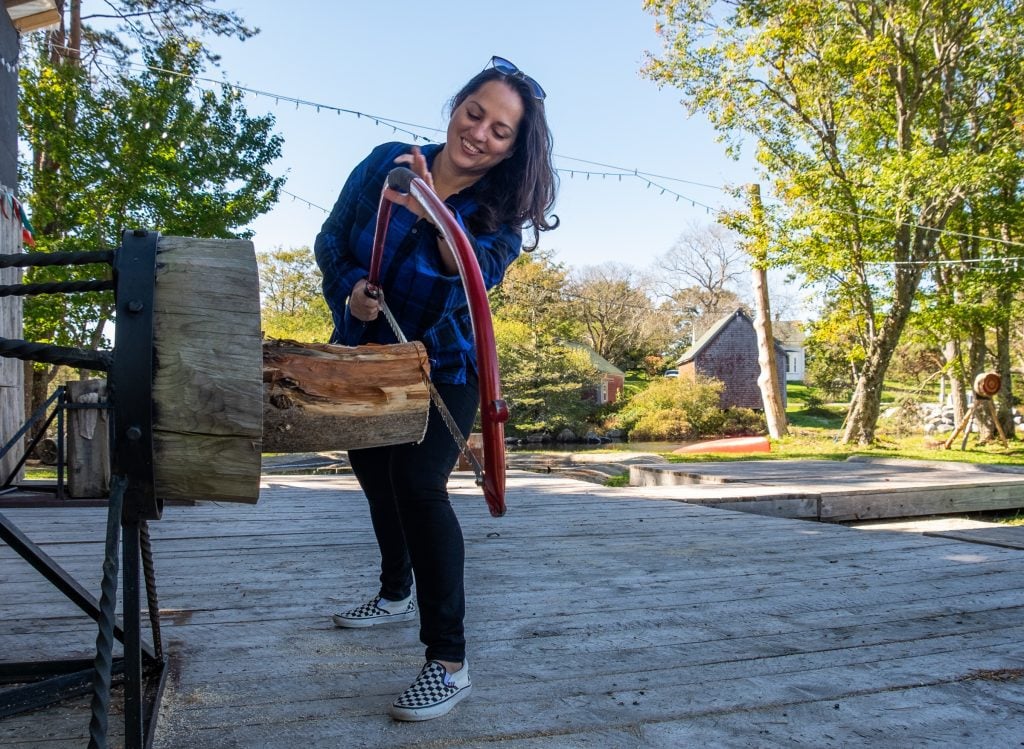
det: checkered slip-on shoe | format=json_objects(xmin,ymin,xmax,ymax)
[
  {"xmin": 388, "ymin": 660, "xmax": 472, "ymax": 721},
  {"xmin": 331, "ymin": 595, "xmax": 416, "ymax": 628}
]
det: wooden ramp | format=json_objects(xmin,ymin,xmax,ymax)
[
  {"xmin": 2, "ymin": 472, "xmax": 1024, "ymax": 747},
  {"xmin": 631, "ymin": 457, "xmax": 1024, "ymax": 521}
]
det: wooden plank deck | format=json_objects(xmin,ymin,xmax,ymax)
[
  {"xmin": 2, "ymin": 471, "xmax": 1024, "ymax": 747},
  {"xmin": 630, "ymin": 457, "xmax": 1024, "ymax": 521}
]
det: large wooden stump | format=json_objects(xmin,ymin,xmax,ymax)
[
  {"xmin": 263, "ymin": 339, "xmax": 431, "ymax": 453},
  {"xmin": 152, "ymin": 236, "xmax": 262, "ymax": 504}
]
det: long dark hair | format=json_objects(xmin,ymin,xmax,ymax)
[{"xmin": 448, "ymin": 68, "xmax": 559, "ymax": 250}]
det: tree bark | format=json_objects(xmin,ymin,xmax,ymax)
[
  {"xmin": 967, "ymin": 322, "xmax": 997, "ymax": 442},
  {"xmin": 842, "ymin": 268, "xmax": 922, "ymax": 444},
  {"xmin": 995, "ymin": 287, "xmax": 1015, "ymax": 440},
  {"xmin": 942, "ymin": 339, "xmax": 966, "ymax": 424},
  {"xmin": 747, "ymin": 184, "xmax": 787, "ymax": 438}
]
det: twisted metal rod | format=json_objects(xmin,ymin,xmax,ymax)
[
  {"xmin": 139, "ymin": 521, "xmax": 163, "ymax": 661},
  {"xmin": 87, "ymin": 475, "xmax": 127, "ymax": 749},
  {"xmin": 0, "ymin": 337, "xmax": 112, "ymax": 371},
  {"xmin": 0, "ymin": 249, "xmax": 114, "ymax": 269},
  {"xmin": 0, "ymin": 279, "xmax": 114, "ymax": 297}
]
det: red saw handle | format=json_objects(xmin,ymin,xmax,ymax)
[{"xmin": 368, "ymin": 167, "xmax": 508, "ymax": 517}]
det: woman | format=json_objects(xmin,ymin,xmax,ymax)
[{"xmin": 314, "ymin": 56, "xmax": 557, "ymax": 721}]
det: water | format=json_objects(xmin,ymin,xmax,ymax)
[{"xmin": 507, "ymin": 440, "xmax": 686, "ymax": 454}]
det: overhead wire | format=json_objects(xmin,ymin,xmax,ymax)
[{"xmin": 36, "ymin": 42, "xmax": 1024, "ymax": 258}]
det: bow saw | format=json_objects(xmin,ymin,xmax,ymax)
[{"xmin": 364, "ymin": 166, "xmax": 509, "ymax": 518}]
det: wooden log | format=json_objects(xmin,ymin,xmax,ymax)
[
  {"xmin": 152, "ymin": 236, "xmax": 263, "ymax": 504},
  {"xmin": 262, "ymin": 339, "xmax": 430, "ymax": 453},
  {"xmin": 66, "ymin": 379, "xmax": 110, "ymax": 498}
]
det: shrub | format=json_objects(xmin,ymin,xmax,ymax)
[
  {"xmin": 615, "ymin": 376, "xmax": 728, "ymax": 440},
  {"xmin": 801, "ymin": 389, "xmax": 824, "ymax": 410},
  {"xmin": 719, "ymin": 408, "xmax": 767, "ymax": 436}
]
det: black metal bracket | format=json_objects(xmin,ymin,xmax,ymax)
[
  {"xmin": 0, "ymin": 232, "xmax": 166, "ymax": 748},
  {"xmin": 111, "ymin": 229, "xmax": 159, "ymax": 523}
]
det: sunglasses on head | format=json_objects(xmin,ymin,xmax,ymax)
[{"xmin": 488, "ymin": 56, "xmax": 546, "ymax": 100}]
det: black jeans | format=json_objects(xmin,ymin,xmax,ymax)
[{"xmin": 347, "ymin": 375, "xmax": 478, "ymax": 663}]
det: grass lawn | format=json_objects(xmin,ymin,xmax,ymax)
[{"xmin": 657, "ymin": 381, "xmax": 1024, "ymax": 468}]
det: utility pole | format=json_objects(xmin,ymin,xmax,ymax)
[{"xmin": 748, "ymin": 183, "xmax": 788, "ymax": 438}]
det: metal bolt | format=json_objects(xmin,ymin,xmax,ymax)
[
  {"xmin": 126, "ymin": 426, "xmax": 142, "ymax": 441},
  {"xmin": 127, "ymin": 299, "xmax": 144, "ymax": 313}
]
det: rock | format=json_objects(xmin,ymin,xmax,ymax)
[{"xmin": 556, "ymin": 428, "xmax": 577, "ymax": 443}]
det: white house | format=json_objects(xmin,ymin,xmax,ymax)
[{"xmin": 772, "ymin": 320, "xmax": 807, "ymax": 382}]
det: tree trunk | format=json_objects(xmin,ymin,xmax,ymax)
[
  {"xmin": 752, "ymin": 267, "xmax": 788, "ymax": 437},
  {"xmin": 967, "ymin": 322, "xmax": 996, "ymax": 442},
  {"xmin": 747, "ymin": 184, "xmax": 787, "ymax": 438},
  {"xmin": 995, "ymin": 287, "xmax": 1015, "ymax": 440},
  {"xmin": 842, "ymin": 269, "xmax": 921, "ymax": 444},
  {"xmin": 942, "ymin": 339, "xmax": 967, "ymax": 424}
]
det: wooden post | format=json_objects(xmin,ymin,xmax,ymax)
[
  {"xmin": 66, "ymin": 378, "xmax": 110, "ymax": 498},
  {"xmin": 0, "ymin": 183, "xmax": 24, "ymax": 485},
  {"xmin": 151, "ymin": 236, "xmax": 263, "ymax": 504},
  {"xmin": 748, "ymin": 183, "xmax": 788, "ymax": 438}
]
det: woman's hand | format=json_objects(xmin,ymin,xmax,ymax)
[
  {"xmin": 349, "ymin": 278, "xmax": 380, "ymax": 322},
  {"xmin": 384, "ymin": 146, "xmax": 434, "ymax": 221}
]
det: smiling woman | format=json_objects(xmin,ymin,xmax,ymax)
[{"xmin": 311, "ymin": 56, "xmax": 559, "ymax": 723}]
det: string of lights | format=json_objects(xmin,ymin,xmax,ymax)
[
  {"xmin": 38, "ymin": 43, "xmax": 1024, "ymax": 256},
  {"xmin": 280, "ymin": 189, "xmax": 329, "ymax": 213},
  {"xmin": 73, "ymin": 46, "xmax": 723, "ymax": 211}
]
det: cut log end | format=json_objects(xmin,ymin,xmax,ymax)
[{"xmin": 261, "ymin": 338, "xmax": 431, "ymax": 453}]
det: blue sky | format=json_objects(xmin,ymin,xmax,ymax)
[{"xmin": 202, "ymin": 1, "xmax": 762, "ymax": 274}]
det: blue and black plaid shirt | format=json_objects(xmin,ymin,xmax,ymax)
[{"xmin": 314, "ymin": 142, "xmax": 522, "ymax": 384}]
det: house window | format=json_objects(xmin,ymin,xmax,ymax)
[{"xmin": 600, "ymin": 379, "xmax": 608, "ymax": 404}]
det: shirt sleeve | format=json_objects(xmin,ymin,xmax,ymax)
[{"xmin": 313, "ymin": 154, "xmax": 376, "ymax": 338}]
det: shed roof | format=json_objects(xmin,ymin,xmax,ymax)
[
  {"xmin": 675, "ymin": 307, "xmax": 786, "ymax": 365},
  {"xmin": 566, "ymin": 342, "xmax": 625, "ymax": 377}
]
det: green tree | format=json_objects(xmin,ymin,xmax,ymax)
[
  {"xmin": 566, "ymin": 263, "xmax": 672, "ymax": 371},
  {"xmin": 490, "ymin": 252, "xmax": 601, "ymax": 435},
  {"xmin": 257, "ymin": 247, "xmax": 333, "ymax": 342},
  {"xmin": 19, "ymin": 33, "xmax": 282, "ymax": 406},
  {"xmin": 494, "ymin": 318, "xmax": 599, "ymax": 435},
  {"xmin": 644, "ymin": 0, "xmax": 1024, "ymax": 444}
]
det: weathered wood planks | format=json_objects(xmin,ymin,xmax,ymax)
[
  {"xmin": 65, "ymin": 379, "xmax": 110, "ymax": 498},
  {"xmin": 0, "ymin": 191, "xmax": 22, "ymax": 485},
  {"xmin": 151, "ymin": 236, "xmax": 262, "ymax": 504},
  {"xmin": 3, "ymin": 473, "xmax": 1024, "ymax": 747},
  {"xmin": 631, "ymin": 458, "xmax": 1024, "ymax": 520}
]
